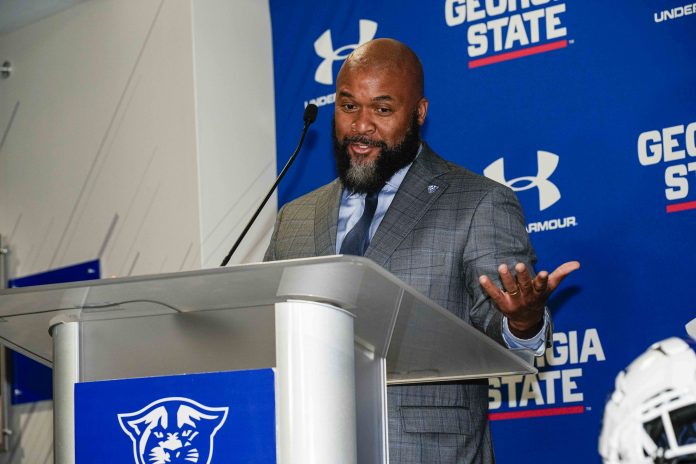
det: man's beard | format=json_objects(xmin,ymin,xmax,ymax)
[{"xmin": 332, "ymin": 113, "xmax": 421, "ymax": 194}]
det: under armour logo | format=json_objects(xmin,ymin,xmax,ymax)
[
  {"xmin": 313, "ymin": 19, "xmax": 378, "ymax": 85},
  {"xmin": 483, "ymin": 151, "xmax": 561, "ymax": 211},
  {"xmin": 118, "ymin": 397, "xmax": 228, "ymax": 464}
]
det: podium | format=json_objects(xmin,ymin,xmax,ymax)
[{"xmin": 0, "ymin": 256, "xmax": 536, "ymax": 463}]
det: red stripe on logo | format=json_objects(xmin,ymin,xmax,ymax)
[
  {"xmin": 469, "ymin": 40, "xmax": 568, "ymax": 69},
  {"xmin": 666, "ymin": 200, "xmax": 696, "ymax": 213},
  {"xmin": 488, "ymin": 405, "xmax": 585, "ymax": 421}
]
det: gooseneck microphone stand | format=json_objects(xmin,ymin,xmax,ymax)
[{"xmin": 220, "ymin": 104, "xmax": 318, "ymax": 267}]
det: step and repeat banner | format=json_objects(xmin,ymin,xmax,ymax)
[{"xmin": 269, "ymin": 1, "xmax": 696, "ymax": 462}]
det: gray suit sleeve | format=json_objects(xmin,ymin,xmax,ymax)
[
  {"xmin": 462, "ymin": 185, "xmax": 538, "ymax": 345},
  {"xmin": 263, "ymin": 205, "xmax": 285, "ymax": 262}
]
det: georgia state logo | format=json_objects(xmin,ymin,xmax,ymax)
[
  {"xmin": 313, "ymin": 19, "xmax": 378, "ymax": 85},
  {"xmin": 118, "ymin": 397, "xmax": 228, "ymax": 464},
  {"xmin": 484, "ymin": 150, "xmax": 561, "ymax": 211}
]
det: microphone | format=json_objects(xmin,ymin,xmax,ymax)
[
  {"xmin": 220, "ymin": 104, "xmax": 319, "ymax": 267},
  {"xmin": 303, "ymin": 103, "xmax": 318, "ymax": 124}
]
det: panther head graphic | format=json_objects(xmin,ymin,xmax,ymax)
[{"xmin": 118, "ymin": 397, "xmax": 228, "ymax": 464}]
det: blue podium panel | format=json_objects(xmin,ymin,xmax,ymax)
[{"xmin": 75, "ymin": 369, "xmax": 276, "ymax": 464}]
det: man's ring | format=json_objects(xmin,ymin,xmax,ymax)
[{"xmin": 507, "ymin": 287, "xmax": 521, "ymax": 297}]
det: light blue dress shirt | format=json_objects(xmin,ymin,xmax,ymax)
[
  {"xmin": 336, "ymin": 163, "xmax": 410, "ymax": 254},
  {"xmin": 336, "ymin": 149, "xmax": 548, "ymax": 355}
]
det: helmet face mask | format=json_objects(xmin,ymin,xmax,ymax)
[
  {"xmin": 642, "ymin": 400, "xmax": 696, "ymax": 462},
  {"xmin": 600, "ymin": 338, "xmax": 696, "ymax": 463},
  {"xmin": 671, "ymin": 404, "xmax": 696, "ymax": 451},
  {"xmin": 666, "ymin": 403, "xmax": 696, "ymax": 462}
]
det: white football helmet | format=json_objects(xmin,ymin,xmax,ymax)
[{"xmin": 599, "ymin": 336, "xmax": 696, "ymax": 463}]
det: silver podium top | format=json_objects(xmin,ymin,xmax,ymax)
[{"xmin": 0, "ymin": 255, "xmax": 535, "ymax": 383}]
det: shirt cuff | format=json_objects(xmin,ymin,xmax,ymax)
[{"xmin": 502, "ymin": 308, "xmax": 550, "ymax": 356}]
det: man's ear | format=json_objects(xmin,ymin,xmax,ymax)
[{"xmin": 417, "ymin": 98, "xmax": 429, "ymax": 126}]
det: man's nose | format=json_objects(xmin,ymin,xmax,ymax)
[{"xmin": 352, "ymin": 109, "xmax": 376, "ymax": 134}]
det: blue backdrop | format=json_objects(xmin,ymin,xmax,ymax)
[{"xmin": 269, "ymin": 1, "xmax": 696, "ymax": 462}]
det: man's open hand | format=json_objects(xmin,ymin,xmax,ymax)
[{"xmin": 479, "ymin": 261, "xmax": 580, "ymax": 338}]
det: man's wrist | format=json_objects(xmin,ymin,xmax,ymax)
[
  {"xmin": 502, "ymin": 309, "xmax": 550, "ymax": 355},
  {"xmin": 507, "ymin": 318, "xmax": 545, "ymax": 339}
]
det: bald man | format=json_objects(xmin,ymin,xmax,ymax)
[{"xmin": 265, "ymin": 39, "xmax": 578, "ymax": 463}]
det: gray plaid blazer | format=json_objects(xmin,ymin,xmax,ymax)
[{"xmin": 264, "ymin": 144, "xmax": 546, "ymax": 463}]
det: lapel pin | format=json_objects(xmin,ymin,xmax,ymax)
[{"xmin": 427, "ymin": 185, "xmax": 439, "ymax": 194}]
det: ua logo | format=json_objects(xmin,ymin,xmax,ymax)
[
  {"xmin": 118, "ymin": 397, "xmax": 228, "ymax": 464},
  {"xmin": 484, "ymin": 151, "xmax": 561, "ymax": 211},
  {"xmin": 313, "ymin": 19, "xmax": 378, "ymax": 85}
]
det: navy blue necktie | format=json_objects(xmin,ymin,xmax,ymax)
[{"xmin": 340, "ymin": 192, "xmax": 379, "ymax": 256}]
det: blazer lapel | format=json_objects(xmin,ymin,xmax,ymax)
[
  {"xmin": 314, "ymin": 179, "xmax": 343, "ymax": 256},
  {"xmin": 366, "ymin": 144, "xmax": 451, "ymax": 267}
]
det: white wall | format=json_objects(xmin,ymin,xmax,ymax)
[
  {"xmin": 192, "ymin": 0, "xmax": 277, "ymax": 267},
  {"xmin": 0, "ymin": 0, "xmax": 277, "ymax": 277},
  {"xmin": 0, "ymin": 0, "xmax": 202, "ymax": 279},
  {"xmin": 0, "ymin": 0, "xmax": 87, "ymax": 35}
]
